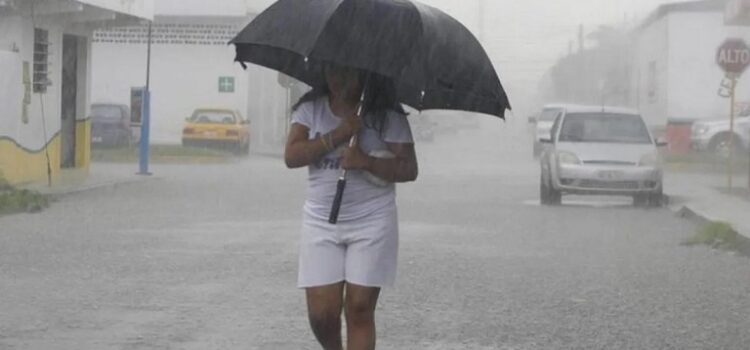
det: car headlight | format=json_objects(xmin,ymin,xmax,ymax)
[
  {"xmin": 639, "ymin": 153, "xmax": 660, "ymax": 167},
  {"xmin": 536, "ymin": 129, "xmax": 551, "ymax": 140},
  {"xmin": 693, "ymin": 125, "xmax": 710, "ymax": 135},
  {"xmin": 557, "ymin": 151, "xmax": 581, "ymax": 165}
]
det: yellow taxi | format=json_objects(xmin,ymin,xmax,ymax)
[{"xmin": 182, "ymin": 109, "xmax": 250, "ymax": 154}]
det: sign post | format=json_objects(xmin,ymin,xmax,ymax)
[
  {"xmin": 716, "ymin": 38, "xmax": 750, "ymax": 189},
  {"xmin": 138, "ymin": 21, "xmax": 153, "ymax": 176},
  {"xmin": 729, "ymin": 75, "xmax": 737, "ymax": 189}
]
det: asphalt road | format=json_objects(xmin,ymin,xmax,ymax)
[{"xmin": 1, "ymin": 125, "xmax": 749, "ymax": 349}]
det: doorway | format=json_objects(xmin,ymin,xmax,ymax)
[{"xmin": 60, "ymin": 34, "xmax": 78, "ymax": 168}]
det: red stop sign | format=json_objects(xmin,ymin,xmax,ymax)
[{"xmin": 717, "ymin": 39, "xmax": 750, "ymax": 75}]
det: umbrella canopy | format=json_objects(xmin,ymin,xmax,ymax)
[{"xmin": 231, "ymin": 0, "xmax": 510, "ymax": 118}]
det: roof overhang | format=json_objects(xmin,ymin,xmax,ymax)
[
  {"xmin": 76, "ymin": 0, "xmax": 152, "ymax": 21},
  {"xmin": 3, "ymin": 0, "xmax": 153, "ymax": 28}
]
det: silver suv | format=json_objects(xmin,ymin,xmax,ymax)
[
  {"xmin": 539, "ymin": 106, "xmax": 666, "ymax": 207},
  {"xmin": 691, "ymin": 110, "xmax": 750, "ymax": 158}
]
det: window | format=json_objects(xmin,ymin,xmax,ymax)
[
  {"xmin": 539, "ymin": 108, "xmax": 563, "ymax": 122},
  {"xmin": 33, "ymin": 28, "xmax": 50, "ymax": 93},
  {"xmin": 559, "ymin": 113, "xmax": 652, "ymax": 144},
  {"xmin": 189, "ymin": 110, "xmax": 236, "ymax": 124}
]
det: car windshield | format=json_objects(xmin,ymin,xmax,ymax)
[
  {"xmin": 91, "ymin": 105, "xmax": 122, "ymax": 120},
  {"xmin": 190, "ymin": 111, "xmax": 236, "ymax": 124},
  {"xmin": 539, "ymin": 108, "xmax": 562, "ymax": 122},
  {"xmin": 559, "ymin": 113, "xmax": 652, "ymax": 144}
]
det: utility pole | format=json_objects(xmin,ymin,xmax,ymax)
[
  {"xmin": 578, "ymin": 24, "xmax": 584, "ymax": 53},
  {"xmin": 138, "ymin": 21, "xmax": 152, "ymax": 176}
]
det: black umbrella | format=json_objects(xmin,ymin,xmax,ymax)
[
  {"xmin": 231, "ymin": 0, "xmax": 511, "ymax": 223},
  {"xmin": 231, "ymin": 0, "xmax": 510, "ymax": 117}
]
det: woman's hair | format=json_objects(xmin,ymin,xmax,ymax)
[{"xmin": 292, "ymin": 70, "xmax": 407, "ymax": 135}]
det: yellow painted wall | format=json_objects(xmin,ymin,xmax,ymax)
[
  {"xmin": 0, "ymin": 120, "xmax": 91, "ymax": 186},
  {"xmin": 0, "ymin": 134, "xmax": 61, "ymax": 186},
  {"xmin": 75, "ymin": 119, "xmax": 91, "ymax": 171}
]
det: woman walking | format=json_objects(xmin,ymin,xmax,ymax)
[{"xmin": 284, "ymin": 63, "xmax": 418, "ymax": 350}]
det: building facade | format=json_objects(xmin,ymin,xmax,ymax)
[
  {"xmin": 0, "ymin": 0, "xmax": 152, "ymax": 185},
  {"xmin": 631, "ymin": 0, "xmax": 750, "ymax": 128},
  {"xmin": 90, "ymin": 14, "xmax": 250, "ymax": 144}
]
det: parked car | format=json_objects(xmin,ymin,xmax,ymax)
[
  {"xmin": 90, "ymin": 103, "xmax": 133, "ymax": 148},
  {"xmin": 691, "ymin": 109, "xmax": 750, "ymax": 158},
  {"xmin": 182, "ymin": 109, "xmax": 250, "ymax": 155},
  {"xmin": 539, "ymin": 106, "xmax": 666, "ymax": 207},
  {"xmin": 532, "ymin": 104, "xmax": 582, "ymax": 157}
]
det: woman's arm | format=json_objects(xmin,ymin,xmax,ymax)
[
  {"xmin": 284, "ymin": 119, "xmax": 361, "ymax": 169},
  {"xmin": 342, "ymin": 142, "xmax": 419, "ymax": 183}
]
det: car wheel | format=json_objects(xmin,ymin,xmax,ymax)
[
  {"xmin": 633, "ymin": 194, "xmax": 649, "ymax": 207},
  {"xmin": 648, "ymin": 187, "xmax": 664, "ymax": 208},
  {"xmin": 541, "ymin": 172, "xmax": 561, "ymax": 205},
  {"xmin": 540, "ymin": 174, "xmax": 550, "ymax": 205},
  {"xmin": 233, "ymin": 141, "xmax": 248, "ymax": 156},
  {"xmin": 241, "ymin": 141, "xmax": 250, "ymax": 156},
  {"xmin": 709, "ymin": 133, "xmax": 744, "ymax": 159},
  {"xmin": 533, "ymin": 142, "xmax": 541, "ymax": 158},
  {"xmin": 549, "ymin": 184, "xmax": 562, "ymax": 205},
  {"xmin": 118, "ymin": 134, "xmax": 129, "ymax": 148}
]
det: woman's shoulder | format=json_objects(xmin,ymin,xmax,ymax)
[{"xmin": 293, "ymin": 96, "xmax": 327, "ymax": 117}]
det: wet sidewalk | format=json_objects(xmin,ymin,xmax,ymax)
[
  {"xmin": 22, "ymin": 163, "xmax": 153, "ymax": 199},
  {"xmin": 665, "ymin": 169, "xmax": 750, "ymax": 239}
]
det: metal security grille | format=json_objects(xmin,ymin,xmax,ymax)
[
  {"xmin": 93, "ymin": 22, "xmax": 241, "ymax": 46},
  {"xmin": 33, "ymin": 28, "xmax": 51, "ymax": 93}
]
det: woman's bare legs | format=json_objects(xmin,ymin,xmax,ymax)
[{"xmin": 306, "ymin": 282, "xmax": 346, "ymax": 350}]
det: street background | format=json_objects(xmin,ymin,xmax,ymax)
[{"xmin": 2, "ymin": 125, "xmax": 749, "ymax": 349}]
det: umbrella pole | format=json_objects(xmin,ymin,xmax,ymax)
[{"xmin": 329, "ymin": 89, "xmax": 367, "ymax": 224}]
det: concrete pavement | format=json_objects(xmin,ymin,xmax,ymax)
[
  {"xmin": 1, "ymin": 126, "xmax": 749, "ymax": 349},
  {"xmin": 21, "ymin": 163, "xmax": 154, "ymax": 199},
  {"xmin": 665, "ymin": 169, "xmax": 750, "ymax": 240}
]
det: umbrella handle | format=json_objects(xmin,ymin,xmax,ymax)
[
  {"xmin": 329, "ymin": 175, "xmax": 347, "ymax": 224},
  {"xmin": 328, "ymin": 81, "xmax": 369, "ymax": 224},
  {"xmin": 328, "ymin": 136, "xmax": 356, "ymax": 224}
]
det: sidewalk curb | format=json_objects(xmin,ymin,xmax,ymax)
[
  {"xmin": 666, "ymin": 193, "xmax": 750, "ymax": 241},
  {"xmin": 39, "ymin": 176, "xmax": 156, "ymax": 200}
]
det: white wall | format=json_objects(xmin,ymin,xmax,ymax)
[
  {"xmin": 632, "ymin": 16, "xmax": 671, "ymax": 128},
  {"xmin": 0, "ymin": 15, "xmax": 65, "ymax": 151},
  {"xmin": 668, "ymin": 12, "xmax": 750, "ymax": 121},
  {"xmin": 245, "ymin": 64, "xmax": 289, "ymax": 154},
  {"xmin": 91, "ymin": 21, "xmax": 248, "ymax": 144},
  {"xmin": 0, "ymin": 17, "xmax": 25, "ymax": 143}
]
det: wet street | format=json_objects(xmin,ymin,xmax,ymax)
[{"xmin": 1, "ymin": 124, "xmax": 749, "ymax": 350}]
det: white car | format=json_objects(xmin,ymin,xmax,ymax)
[
  {"xmin": 539, "ymin": 106, "xmax": 666, "ymax": 206},
  {"xmin": 533, "ymin": 104, "xmax": 585, "ymax": 157},
  {"xmin": 691, "ymin": 110, "xmax": 750, "ymax": 158}
]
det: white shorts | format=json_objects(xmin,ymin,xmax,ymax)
[{"xmin": 297, "ymin": 206, "xmax": 399, "ymax": 289}]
